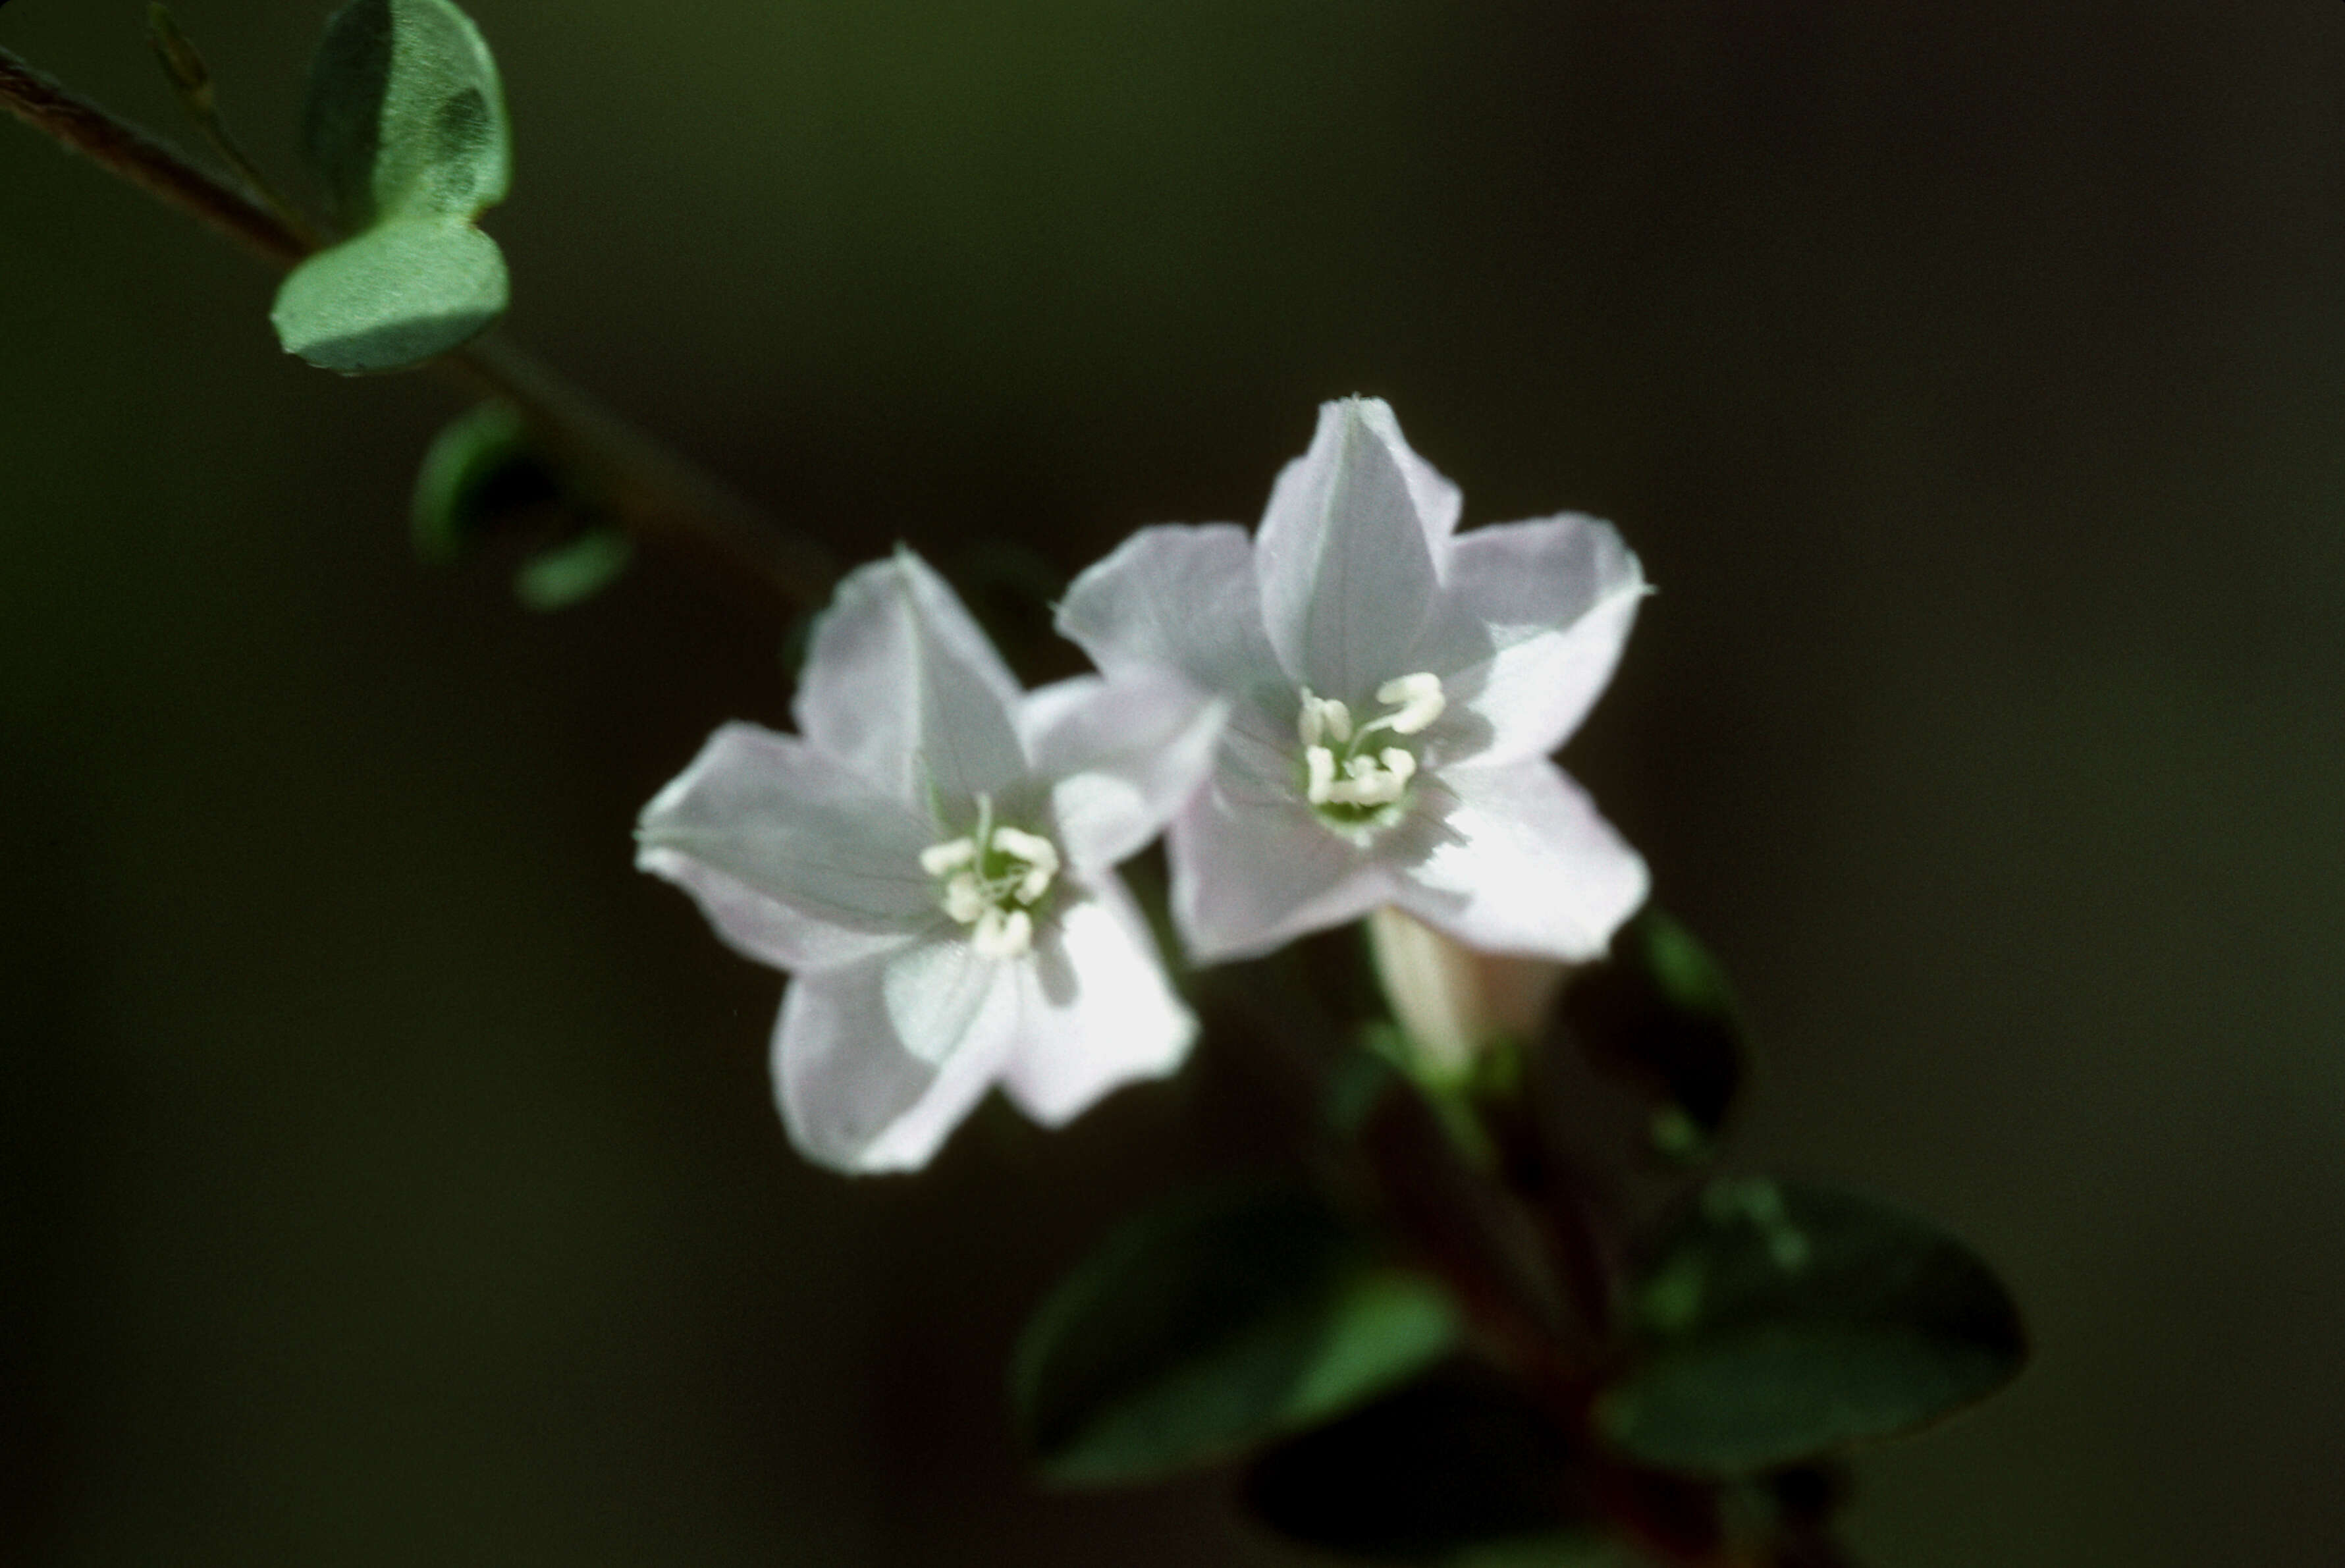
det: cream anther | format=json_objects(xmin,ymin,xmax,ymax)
[
  {"xmin": 972, "ymin": 906, "xmax": 1035, "ymax": 960},
  {"xmin": 1297, "ymin": 689, "xmax": 1353, "ymax": 747},
  {"xmin": 1305, "ymin": 745, "xmax": 1338, "ymax": 805},
  {"xmin": 1374, "ymin": 673, "xmax": 1446, "ymax": 736},
  {"xmin": 919, "ymin": 837, "xmax": 977, "ymax": 876}
]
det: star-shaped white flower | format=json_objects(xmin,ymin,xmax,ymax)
[
  {"xmin": 1057, "ymin": 397, "xmax": 1649, "ymax": 964},
  {"xmin": 638, "ymin": 551, "xmax": 1226, "ymax": 1174}
]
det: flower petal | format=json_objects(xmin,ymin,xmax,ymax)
[
  {"xmin": 1255, "ymin": 397, "xmax": 1441, "ymax": 702},
  {"xmin": 636, "ymin": 847, "xmax": 917, "ymax": 974},
  {"xmin": 1415, "ymin": 514, "xmax": 1647, "ymax": 766},
  {"xmin": 636, "ymin": 721, "xmax": 941, "ymax": 934},
  {"xmin": 1021, "ymin": 671, "xmax": 1228, "ymax": 871},
  {"xmin": 1054, "ymin": 522, "xmax": 1281, "ymax": 699},
  {"xmin": 1168, "ymin": 771, "xmax": 1394, "ymax": 963},
  {"xmin": 998, "ymin": 876, "xmax": 1197, "ymax": 1125},
  {"xmin": 1355, "ymin": 398, "xmax": 1461, "ymax": 546},
  {"xmin": 773, "ymin": 960, "xmax": 1018, "ymax": 1174},
  {"xmin": 882, "ymin": 933, "xmax": 1021, "ymax": 1067},
  {"xmin": 792, "ymin": 550, "xmax": 1028, "ymax": 807},
  {"xmin": 1392, "ymin": 759, "xmax": 1648, "ymax": 961}
]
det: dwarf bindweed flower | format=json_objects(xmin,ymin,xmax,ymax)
[
  {"xmin": 637, "ymin": 551, "xmax": 1226, "ymax": 1174},
  {"xmin": 1057, "ymin": 397, "xmax": 1650, "ymax": 964}
]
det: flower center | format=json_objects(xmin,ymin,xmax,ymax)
[
  {"xmin": 918, "ymin": 794, "xmax": 1061, "ymax": 960},
  {"xmin": 1297, "ymin": 672, "xmax": 1445, "ymax": 828}
]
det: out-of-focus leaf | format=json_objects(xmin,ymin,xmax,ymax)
[
  {"xmin": 410, "ymin": 402, "xmax": 560, "ymax": 563},
  {"xmin": 1011, "ymin": 1183, "xmax": 1462, "ymax": 1486},
  {"xmin": 1242, "ymin": 1374, "xmax": 1630, "ymax": 1565},
  {"xmin": 514, "ymin": 529, "xmax": 633, "ymax": 611},
  {"xmin": 1594, "ymin": 1177, "xmax": 2026, "ymax": 1475},
  {"xmin": 273, "ymin": 0, "xmax": 511, "ymax": 372},
  {"xmin": 1562, "ymin": 907, "xmax": 1745, "ymax": 1162}
]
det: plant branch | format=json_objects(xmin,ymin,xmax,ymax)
[
  {"xmin": 1, "ymin": 44, "xmax": 304, "ymax": 265},
  {"xmin": 0, "ymin": 42, "xmax": 839, "ymax": 611}
]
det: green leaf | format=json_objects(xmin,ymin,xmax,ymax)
[
  {"xmin": 302, "ymin": 0, "xmax": 508, "ymax": 228},
  {"xmin": 1594, "ymin": 1177, "xmax": 2026, "ymax": 1475},
  {"xmin": 410, "ymin": 402, "xmax": 560, "ymax": 563},
  {"xmin": 1563, "ymin": 908, "xmax": 1746, "ymax": 1162},
  {"xmin": 514, "ymin": 529, "xmax": 633, "ymax": 611},
  {"xmin": 273, "ymin": 220, "xmax": 507, "ymax": 373},
  {"xmin": 274, "ymin": 0, "xmax": 512, "ymax": 372},
  {"xmin": 1242, "ymin": 1374, "xmax": 1627, "ymax": 1565},
  {"xmin": 1011, "ymin": 1184, "xmax": 1462, "ymax": 1486}
]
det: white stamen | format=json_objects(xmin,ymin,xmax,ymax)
[
  {"xmin": 1381, "ymin": 747, "xmax": 1416, "ymax": 784},
  {"xmin": 1305, "ymin": 745, "xmax": 1337, "ymax": 805},
  {"xmin": 972, "ymin": 906, "xmax": 1033, "ymax": 960},
  {"xmin": 944, "ymin": 872, "xmax": 987, "ymax": 923},
  {"xmin": 992, "ymin": 826, "xmax": 1058, "ymax": 874},
  {"xmin": 919, "ymin": 836, "xmax": 977, "ymax": 876},
  {"xmin": 1300, "ymin": 689, "xmax": 1354, "ymax": 746},
  {"xmin": 925, "ymin": 811, "xmax": 1060, "ymax": 951},
  {"xmin": 1376, "ymin": 672, "xmax": 1446, "ymax": 736}
]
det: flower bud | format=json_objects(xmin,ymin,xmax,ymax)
[{"xmin": 1366, "ymin": 906, "xmax": 1568, "ymax": 1087}]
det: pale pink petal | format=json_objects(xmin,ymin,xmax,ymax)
[
  {"xmin": 882, "ymin": 934, "xmax": 1021, "ymax": 1068},
  {"xmin": 635, "ymin": 721, "xmax": 940, "ymax": 933},
  {"xmin": 1020, "ymin": 672, "xmax": 1227, "ymax": 871},
  {"xmin": 1168, "ymin": 772, "xmax": 1395, "ymax": 963},
  {"xmin": 1391, "ymin": 759, "xmax": 1647, "ymax": 961},
  {"xmin": 998, "ymin": 877, "xmax": 1196, "ymax": 1125},
  {"xmin": 773, "ymin": 961, "xmax": 1019, "ymax": 1174},
  {"xmin": 1411, "ymin": 514, "xmax": 1646, "ymax": 766},
  {"xmin": 635, "ymin": 847, "xmax": 916, "ymax": 974},
  {"xmin": 1255, "ymin": 398, "xmax": 1441, "ymax": 703},
  {"xmin": 792, "ymin": 551, "xmax": 1027, "ymax": 807},
  {"xmin": 1054, "ymin": 522, "xmax": 1280, "ymax": 697}
]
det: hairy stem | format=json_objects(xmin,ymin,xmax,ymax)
[{"xmin": 0, "ymin": 42, "xmax": 839, "ymax": 610}]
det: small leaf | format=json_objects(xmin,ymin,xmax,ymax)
[
  {"xmin": 1242, "ymin": 1374, "xmax": 1625, "ymax": 1565},
  {"xmin": 273, "ymin": 219, "xmax": 507, "ymax": 372},
  {"xmin": 410, "ymin": 402, "xmax": 560, "ymax": 562},
  {"xmin": 1563, "ymin": 908, "xmax": 1745, "ymax": 1161},
  {"xmin": 514, "ymin": 529, "xmax": 633, "ymax": 611},
  {"xmin": 1594, "ymin": 1178, "xmax": 2026, "ymax": 1476},
  {"xmin": 302, "ymin": 0, "xmax": 508, "ymax": 229},
  {"xmin": 1012, "ymin": 1183, "xmax": 1461, "ymax": 1486},
  {"xmin": 275, "ymin": 0, "xmax": 512, "ymax": 372}
]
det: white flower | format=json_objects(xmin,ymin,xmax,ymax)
[
  {"xmin": 1057, "ymin": 397, "xmax": 1649, "ymax": 965},
  {"xmin": 637, "ymin": 550, "xmax": 1226, "ymax": 1174}
]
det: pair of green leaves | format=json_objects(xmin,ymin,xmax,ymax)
[
  {"xmin": 413, "ymin": 402, "xmax": 632, "ymax": 610},
  {"xmin": 273, "ymin": 0, "xmax": 512, "ymax": 373},
  {"xmin": 1015, "ymin": 1176, "xmax": 2021, "ymax": 1561}
]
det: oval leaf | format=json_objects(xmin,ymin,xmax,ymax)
[
  {"xmin": 1011, "ymin": 1184, "xmax": 1461, "ymax": 1486},
  {"xmin": 277, "ymin": 0, "xmax": 512, "ymax": 371},
  {"xmin": 273, "ymin": 219, "xmax": 507, "ymax": 373},
  {"xmin": 1594, "ymin": 1178, "xmax": 2026, "ymax": 1475},
  {"xmin": 1242, "ymin": 1374, "xmax": 1622, "ymax": 1565},
  {"xmin": 302, "ymin": 0, "xmax": 509, "ymax": 227}
]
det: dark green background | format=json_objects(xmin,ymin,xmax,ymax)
[{"xmin": 7, "ymin": 2, "xmax": 2344, "ymax": 1562}]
